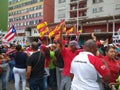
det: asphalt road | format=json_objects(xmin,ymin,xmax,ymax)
[
  {"xmin": 0, "ymin": 66, "xmax": 57, "ymax": 90},
  {"xmin": 0, "ymin": 66, "xmax": 29, "ymax": 90}
]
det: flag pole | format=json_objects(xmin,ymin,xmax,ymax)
[{"xmin": 50, "ymin": 37, "xmax": 52, "ymax": 44}]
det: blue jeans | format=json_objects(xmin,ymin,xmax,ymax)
[
  {"xmin": 48, "ymin": 69, "xmax": 57, "ymax": 89},
  {"xmin": 8, "ymin": 60, "xmax": 15, "ymax": 81},
  {"xmin": 43, "ymin": 76, "xmax": 48, "ymax": 90},
  {"xmin": 56, "ymin": 67, "xmax": 63, "ymax": 90},
  {"xmin": 29, "ymin": 77, "xmax": 44, "ymax": 90},
  {"xmin": 0, "ymin": 71, "xmax": 7, "ymax": 90},
  {"xmin": 60, "ymin": 76, "xmax": 71, "ymax": 90}
]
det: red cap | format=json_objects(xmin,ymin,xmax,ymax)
[{"xmin": 40, "ymin": 44, "xmax": 46, "ymax": 52}]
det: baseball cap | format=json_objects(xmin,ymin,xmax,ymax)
[
  {"xmin": 69, "ymin": 40, "xmax": 80, "ymax": 49},
  {"xmin": 40, "ymin": 44, "xmax": 46, "ymax": 51}
]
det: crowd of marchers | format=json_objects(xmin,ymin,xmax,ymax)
[{"xmin": 0, "ymin": 25, "xmax": 120, "ymax": 90}]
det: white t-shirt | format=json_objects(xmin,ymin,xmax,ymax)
[{"xmin": 70, "ymin": 52, "xmax": 109, "ymax": 90}]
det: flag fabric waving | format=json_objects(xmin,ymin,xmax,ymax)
[
  {"xmin": 66, "ymin": 27, "xmax": 74, "ymax": 35},
  {"xmin": 36, "ymin": 21, "xmax": 49, "ymax": 38},
  {"xmin": 48, "ymin": 20, "xmax": 66, "ymax": 38},
  {"xmin": 37, "ymin": 21, "xmax": 48, "ymax": 31},
  {"xmin": 2, "ymin": 26, "xmax": 16, "ymax": 42}
]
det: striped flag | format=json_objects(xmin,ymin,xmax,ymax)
[
  {"xmin": 53, "ymin": 34, "xmax": 60, "ymax": 41},
  {"xmin": 48, "ymin": 20, "xmax": 66, "ymax": 38},
  {"xmin": 2, "ymin": 26, "xmax": 16, "ymax": 42},
  {"xmin": 37, "ymin": 21, "xmax": 47, "ymax": 30},
  {"xmin": 36, "ymin": 21, "xmax": 49, "ymax": 38},
  {"xmin": 66, "ymin": 27, "xmax": 74, "ymax": 35}
]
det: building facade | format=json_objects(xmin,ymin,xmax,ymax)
[
  {"xmin": 87, "ymin": 0, "xmax": 120, "ymax": 18},
  {"xmin": 8, "ymin": 0, "xmax": 54, "ymax": 36},
  {"xmin": 70, "ymin": 0, "xmax": 87, "ymax": 19},
  {"xmin": 54, "ymin": 0, "xmax": 87, "ymax": 23},
  {"xmin": 54, "ymin": 0, "xmax": 120, "ymax": 33},
  {"xmin": 55, "ymin": 0, "xmax": 120, "ymax": 22},
  {"xmin": 54, "ymin": 0, "xmax": 70, "ymax": 23},
  {"xmin": 43, "ymin": 0, "xmax": 54, "ymax": 23}
]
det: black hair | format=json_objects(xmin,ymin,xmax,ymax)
[
  {"xmin": 31, "ymin": 42, "xmax": 38, "ymax": 51},
  {"xmin": 16, "ymin": 45, "xmax": 22, "ymax": 51},
  {"xmin": 105, "ymin": 45, "xmax": 115, "ymax": 52}
]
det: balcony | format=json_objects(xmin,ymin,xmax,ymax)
[
  {"xmin": 70, "ymin": 0, "xmax": 86, "ymax": 4},
  {"xmin": 69, "ymin": 16, "xmax": 88, "ymax": 20},
  {"xmin": 70, "ymin": 7, "xmax": 87, "ymax": 12}
]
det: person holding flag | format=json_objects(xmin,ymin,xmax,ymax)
[{"xmin": 59, "ymin": 23, "xmax": 81, "ymax": 90}]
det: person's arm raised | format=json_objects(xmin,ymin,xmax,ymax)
[
  {"xmin": 91, "ymin": 33, "xmax": 97, "ymax": 41},
  {"xmin": 59, "ymin": 24, "xmax": 65, "ymax": 50}
]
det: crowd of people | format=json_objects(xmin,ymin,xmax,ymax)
[{"xmin": 0, "ymin": 26, "xmax": 120, "ymax": 90}]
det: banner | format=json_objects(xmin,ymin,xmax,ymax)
[{"xmin": 113, "ymin": 28, "xmax": 120, "ymax": 43}]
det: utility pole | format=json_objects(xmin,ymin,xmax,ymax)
[
  {"xmin": 76, "ymin": 0, "xmax": 79, "ymax": 32},
  {"xmin": 113, "ymin": 15, "xmax": 115, "ymax": 36},
  {"xmin": 112, "ymin": 2, "xmax": 115, "ymax": 36}
]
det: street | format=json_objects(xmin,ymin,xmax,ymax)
[
  {"xmin": 0, "ymin": 66, "xmax": 29, "ymax": 90},
  {"xmin": 0, "ymin": 81, "xmax": 30, "ymax": 90}
]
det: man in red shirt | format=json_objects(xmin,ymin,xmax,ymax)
[{"xmin": 59, "ymin": 25, "xmax": 81, "ymax": 90}]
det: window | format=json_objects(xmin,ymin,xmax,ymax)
[
  {"xmin": 34, "ymin": 30, "xmax": 38, "ymax": 34},
  {"xmin": 72, "ymin": 6, "xmax": 77, "ymax": 10},
  {"xmin": 99, "ymin": 0, "xmax": 103, "ymax": 2},
  {"xmin": 58, "ymin": 13, "xmax": 65, "ymax": 18},
  {"xmin": 39, "ymin": 12, "xmax": 42, "ymax": 16},
  {"xmin": 59, "ymin": 0, "xmax": 65, "ymax": 3},
  {"xmin": 93, "ymin": 0, "xmax": 103, "ymax": 4},
  {"xmin": 34, "ymin": 21, "xmax": 36, "ymax": 24},
  {"xmin": 29, "ymin": 21, "xmax": 34, "ymax": 25},
  {"xmin": 24, "ymin": 16, "xmax": 26, "ymax": 19},
  {"xmin": 93, "ymin": 8, "xmax": 97, "ymax": 13},
  {"xmin": 93, "ymin": 7, "xmax": 103, "ymax": 13},
  {"xmin": 116, "ymin": 4, "xmax": 120, "ymax": 10},
  {"xmin": 93, "ymin": 0, "xmax": 96, "ymax": 3},
  {"xmin": 99, "ymin": 7, "xmax": 103, "ymax": 12},
  {"xmin": 22, "ymin": 16, "xmax": 25, "ymax": 19}
]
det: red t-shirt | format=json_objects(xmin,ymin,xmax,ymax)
[
  {"xmin": 45, "ymin": 57, "xmax": 50, "ymax": 68},
  {"xmin": 104, "ymin": 56, "xmax": 120, "ymax": 82},
  {"xmin": 61, "ymin": 48, "xmax": 81, "ymax": 76},
  {"xmin": 0, "ymin": 60, "xmax": 2, "ymax": 64}
]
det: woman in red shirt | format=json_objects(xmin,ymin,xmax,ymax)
[{"xmin": 103, "ymin": 46, "xmax": 120, "ymax": 90}]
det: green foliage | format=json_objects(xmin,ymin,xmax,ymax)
[{"xmin": 0, "ymin": 0, "xmax": 8, "ymax": 31}]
